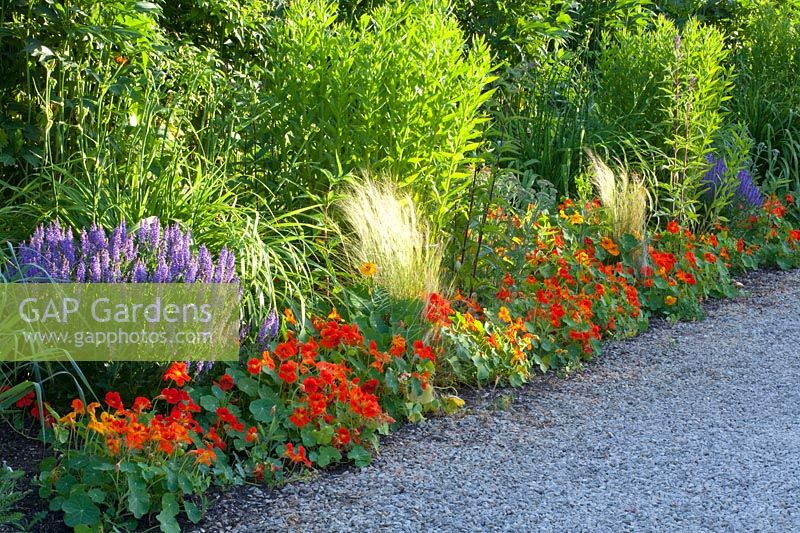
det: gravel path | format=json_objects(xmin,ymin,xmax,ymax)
[{"xmin": 194, "ymin": 269, "xmax": 800, "ymax": 532}]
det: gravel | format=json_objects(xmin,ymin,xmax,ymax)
[{"xmin": 193, "ymin": 269, "xmax": 800, "ymax": 533}]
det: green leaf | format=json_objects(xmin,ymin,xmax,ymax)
[
  {"xmin": 315, "ymin": 446, "xmax": 342, "ymax": 467},
  {"xmin": 620, "ymin": 233, "xmax": 641, "ymax": 253},
  {"xmin": 157, "ymin": 493, "xmax": 180, "ymax": 533},
  {"xmin": 347, "ymin": 445, "xmax": 372, "ymax": 467},
  {"xmin": 199, "ymin": 394, "xmax": 219, "ymax": 412},
  {"xmin": 311, "ymin": 426, "xmax": 334, "ymax": 445},
  {"xmin": 184, "ymin": 500, "xmax": 203, "ymax": 524},
  {"xmin": 134, "ymin": 1, "xmax": 161, "ymax": 13},
  {"xmin": 249, "ymin": 398, "xmax": 276, "ymax": 422},
  {"xmin": 87, "ymin": 488, "xmax": 106, "ymax": 503},
  {"xmin": 48, "ymin": 495, "xmax": 64, "ymax": 512},
  {"xmin": 178, "ymin": 471, "xmax": 194, "ymax": 493},
  {"xmin": 127, "ymin": 474, "xmax": 150, "ymax": 518},
  {"xmin": 62, "ymin": 493, "xmax": 100, "ymax": 527},
  {"xmin": 237, "ymin": 376, "xmax": 260, "ymax": 396}
]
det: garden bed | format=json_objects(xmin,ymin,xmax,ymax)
[{"xmin": 189, "ymin": 267, "xmax": 800, "ymax": 532}]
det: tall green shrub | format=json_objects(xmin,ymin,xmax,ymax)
[
  {"xmin": 593, "ymin": 15, "xmax": 732, "ymax": 223},
  {"xmin": 257, "ymin": 0, "xmax": 495, "ymax": 231},
  {"xmin": 732, "ymin": 3, "xmax": 800, "ymax": 191}
]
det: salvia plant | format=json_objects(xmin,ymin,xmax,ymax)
[
  {"xmin": 7, "ymin": 219, "xmax": 237, "ymax": 284},
  {"xmin": 701, "ymin": 154, "xmax": 764, "ymax": 210}
]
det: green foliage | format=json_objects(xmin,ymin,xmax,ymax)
[
  {"xmin": 161, "ymin": 0, "xmax": 276, "ymax": 57},
  {"xmin": 732, "ymin": 3, "xmax": 800, "ymax": 192},
  {"xmin": 593, "ymin": 17, "xmax": 676, "ymax": 155},
  {"xmin": 593, "ymin": 15, "xmax": 733, "ymax": 223},
  {"xmin": 0, "ymin": 463, "xmax": 29, "ymax": 529},
  {"xmin": 452, "ymin": 0, "xmax": 573, "ymax": 63},
  {"xmin": 39, "ymin": 428, "xmax": 215, "ymax": 531},
  {"xmin": 494, "ymin": 48, "xmax": 589, "ymax": 197},
  {"xmin": 0, "ymin": 0, "xmax": 336, "ymax": 318},
  {"xmin": 257, "ymin": 0, "xmax": 495, "ymax": 231}
]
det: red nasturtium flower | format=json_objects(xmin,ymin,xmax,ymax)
[
  {"xmin": 319, "ymin": 321, "xmax": 342, "ymax": 349},
  {"xmin": 302, "ymin": 376, "xmax": 320, "ymax": 394},
  {"xmin": 132, "ymin": 396, "xmax": 151, "ymax": 413},
  {"xmin": 334, "ymin": 427, "xmax": 351, "ymax": 446},
  {"xmin": 667, "ymin": 220, "xmax": 680, "ymax": 234},
  {"xmin": 301, "ymin": 338, "xmax": 319, "ymax": 365},
  {"xmin": 764, "ymin": 196, "xmax": 787, "ymax": 218},
  {"xmin": 105, "ymin": 391, "xmax": 123, "ymax": 411},
  {"xmin": 496, "ymin": 286, "xmax": 511, "ymax": 301},
  {"xmin": 289, "ymin": 407, "xmax": 311, "ymax": 428},
  {"xmin": 70, "ymin": 398, "xmax": 85, "ymax": 414},
  {"xmin": 368, "ymin": 340, "xmax": 391, "ymax": 372},
  {"xmin": 284, "ymin": 443, "xmax": 312, "ymax": 468},
  {"xmin": 308, "ymin": 392, "xmax": 327, "ymax": 416},
  {"xmin": 247, "ymin": 357, "xmax": 263, "ymax": 375},
  {"xmin": 684, "ymin": 251, "xmax": 697, "ymax": 269},
  {"xmin": 161, "ymin": 387, "xmax": 187, "ymax": 405},
  {"xmin": 424, "ymin": 292, "xmax": 452, "ymax": 326},
  {"xmin": 215, "ymin": 374, "xmax": 235, "ymax": 392},
  {"xmin": 215, "ymin": 407, "xmax": 238, "ymax": 425},
  {"xmin": 348, "ymin": 386, "xmax": 382, "ymax": 418},
  {"xmin": 340, "ymin": 324, "xmax": 363, "ymax": 346},
  {"xmin": 675, "ymin": 269, "xmax": 697, "ymax": 285},
  {"xmin": 14, "ymin": 391, "xmax": 34, "ymax": 409},
  {"xmin": 412, "ymin": 340, "xmax": 435, "ymax": 361},
  {"xmin": 278, "ymin": 360, "xmax": 298, "ymax": 384},
  {"xmin": 275, "ymin": 338, "xmax": 299, "ymax": 360}
]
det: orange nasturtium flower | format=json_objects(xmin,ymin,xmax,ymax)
[
  {"xmin": 498, "ymin": 306, "xmax": 512, "ymax": 324},
  {"xmin": 191, "ymin": 446, "xmax": 217, "ymax": 466},
  {"xmin": 389, "ymin": 335, "xmax": 406, "ymax": 357},
  {"xmin": 360, "ymin": 261, "xmax": 377, "ymax": 277},
  {"xmin": 665, "ymin": 295, "xmax": 677, "ymax": 306},
  {"xmin": 283, "ymin": 308, "xmax": 297, "ymax": 326},
  {"xmin": 599, "ymin": 236, "xmax": 620, "ymax": 257},
  {"xmin": 163, "ymin": 362, "xmax": 191, "ymax": 387}
]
